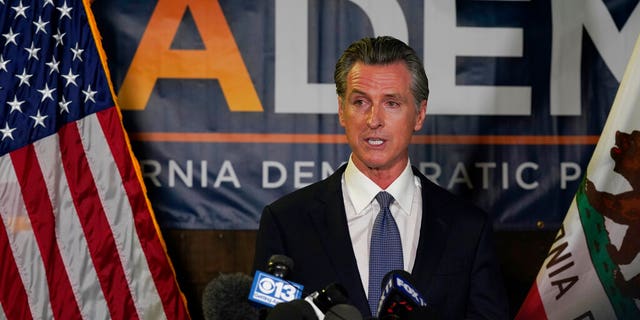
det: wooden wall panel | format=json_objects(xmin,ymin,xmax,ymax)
[{"xmin": 162, "ymin": 229, "xmax": 257, "ymax": 319}]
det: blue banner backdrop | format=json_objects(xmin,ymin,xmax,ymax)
[{"xmin": 92, "ymin": 0, "xmax": 640, "ymax": 230}]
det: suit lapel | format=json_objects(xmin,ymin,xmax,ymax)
[
  {"xmin": 411, "ymin": 169, "xmax": 451, "ymax": 288},
  {"xmin": 308, "ymin": 165, "xmax": 370, "ymax": 313},
  {"xmin": 306, "ymin": 166, "xmax": 451, "ymax": 314}
]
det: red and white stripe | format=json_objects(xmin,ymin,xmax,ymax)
[{"xmin": 0, "ymin": 107, "xmax": 188, "ymax": 319}]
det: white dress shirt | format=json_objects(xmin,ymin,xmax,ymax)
[{"xmin": 341, "ymin": 156, "xmax": 423, "ymax": 298}]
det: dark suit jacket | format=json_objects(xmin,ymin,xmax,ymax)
[{"xmin": 253, "ymin": 165, "xmax": 508, "ymax": 319}]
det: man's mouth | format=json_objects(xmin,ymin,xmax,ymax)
[{"xmin": 367, "ymin": 138, "xmax": 384, "ymax": 146}]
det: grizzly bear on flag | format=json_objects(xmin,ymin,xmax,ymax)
[{"xmin": 585, "ymin": 130, "xmax": 640, "ymax": 299}]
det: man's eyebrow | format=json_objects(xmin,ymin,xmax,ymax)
[
  {"xmin": 346, "ymin": 90, "xmax": 406, "ymax": 102},
  {"xmin": 348, "ymin": 89, "xmax": 367, "ymax": 97},
  {"xmin": 348, "ymin": 90, "xmax": 401, "ymax": 97},
  {"xmin": 384, "ymin": 93, "xmax": 402, "ymax": 99},
  {"xmin": 382, "ymin": 93, "xmax": 409, "ymax": 104}
]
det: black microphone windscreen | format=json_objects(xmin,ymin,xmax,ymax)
[
  {"xmin": 268, "ymin": 254, "xmax": 294, "ymax": 278},
  {"xmin": 312, "ymin": 282, "xmax": 349, "ymax": 313},
  {"xmin": 380, "ymin": 269, "xmax": 412, "ymax": 291},
  {"xmin": 265, "ymin": 299, "xmax": 318, "ymax": 320},
  {"xmin": 323, "ymin": 304, "xmax": 363, "ymax": 320},
  {"xmin": 202, "ymin": 272, "xmax": 259, "ymax": 320},
  {"xmin": 377, "ymin": 269, "xmax": 429, "ymax": 319}
]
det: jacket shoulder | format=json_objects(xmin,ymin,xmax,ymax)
[
  {"xmin": 413, "ymin": 166, "xmax": 489, "ymax": 221},
  {"xmin": 267, "ymin": 164, "xmax": 345, "ymax": 213}
]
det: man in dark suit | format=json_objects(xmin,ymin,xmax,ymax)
[{"xmin": 253, "ymin": 36, "xmax": 508, "ymax": 319}]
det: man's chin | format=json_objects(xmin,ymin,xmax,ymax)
[{"xmin": 362, "ymin": 161, "xmax": 394, "ymax": 173}]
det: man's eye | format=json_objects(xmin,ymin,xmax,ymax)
[
  {"xmin": 386, "ymin": 101, "xmax": 400, "ymax": 108},
  {"xmin": 353, "ymin": 99, "xmax": 367, "ymax": 107}
]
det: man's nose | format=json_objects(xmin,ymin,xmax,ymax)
[{"xmin": 367, "ymin": 104, "xmax": 383, "ymax": 128}]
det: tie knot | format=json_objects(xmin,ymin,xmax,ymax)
[{"xmin": 375, "ymin": 191, "xmax": 394, "ymax": 209}]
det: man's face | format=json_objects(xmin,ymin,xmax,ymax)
[{"xmin": 338, "ymin": 61, "xmax": 426, "ymax": 175}]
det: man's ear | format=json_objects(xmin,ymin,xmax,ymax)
[
  {"xmin": 414, "ymin": 99, "xmax": 427, "ymax": 131},
  {"xmin": 338, "ymin": 96, "xmax": 345, "ymax": 127}
]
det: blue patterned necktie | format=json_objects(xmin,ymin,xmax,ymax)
[{"xmin": 368, "ymin": 191, "xmax": 404, "ymax": 316}]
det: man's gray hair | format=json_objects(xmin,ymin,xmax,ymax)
[{"xmin": 334, "ymin": 36, "xmax": 429, "ymax": 110}]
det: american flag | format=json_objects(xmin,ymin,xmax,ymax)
[{"xmin": 0, "ymin": 0, "xmax": 190, "ymax": 319}]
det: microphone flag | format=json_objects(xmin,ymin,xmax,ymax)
[{"xmin": 248, "ymin": 270, "xmax": 304, "ymax": 307}]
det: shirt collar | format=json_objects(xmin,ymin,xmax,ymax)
[{"xmin": 344, "ymin": 155, "xmax": 416, "ymax": 216}]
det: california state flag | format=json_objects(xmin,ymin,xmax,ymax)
[{"xmin": 515, "ymin": 36, "xmax": 640, "ymax": 319}]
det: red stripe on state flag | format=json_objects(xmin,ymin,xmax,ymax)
[
  {"xmin": 515, "ymin": 282, "xmax": 547, "ymax": 320},
  {"xmin": 97, "ymin": 107, "xmax": 189, "ymax": 318},
  {"xmin": 0, "ymin": 216, "xmax": 33, "ymax": 320},
  {"xmin": 10, "ymin": 146, "xmax": 82, "ymax": 320},
  {"xmin": 57, "ymin": 121, "xmax": 139, "ymax": 319}
]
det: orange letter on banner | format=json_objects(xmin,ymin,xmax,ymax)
[{"xmin": 118, "ymin": 0, "xmax": 263, "ymax": 111}]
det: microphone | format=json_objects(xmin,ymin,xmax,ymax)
[
  {"xmin": 265, "ymin": 282, "xmax": 360, "ymax": 320},
  {"xmin": 305, "ymin": 282, "xmax": 349, "ymax": 316},
  {"xmin": 376, "ymin": 270, "xmax": 433, "ymax": 320},
  {"xmin": 265, "ymin": 299, "xmax": 318, "ymax": 320},
  {"xmin": 248, "ymin": 254, "xmax": 304, "ymax": 308},
  {"xmin": 202, "ymin": 272, "xmax": 260, "ymax": 320},
  {"xmin": 323, "ymin": 304, "xmax": 363, "ymax": 320},
  {"xmin": 268, "ymin": 254, "xmax": 294, "ymax": 278}
]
